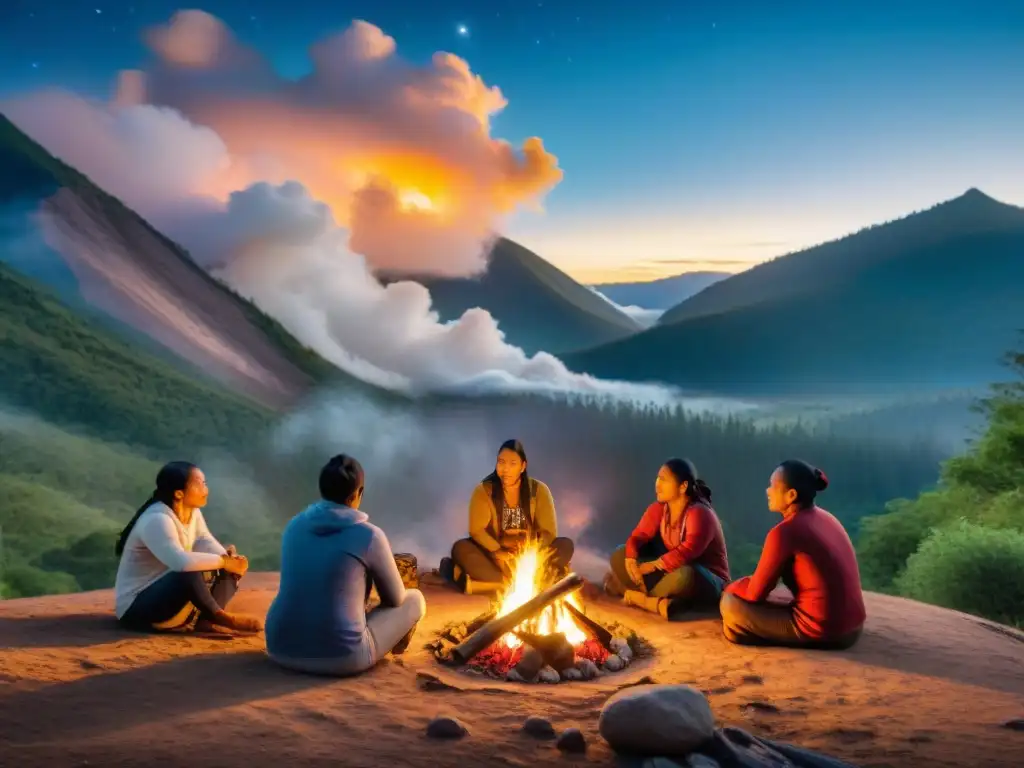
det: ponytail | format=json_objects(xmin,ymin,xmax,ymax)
[
  {"xmin": 115, "ymin": 496, "xmax": 156, "ymax": 556},
  {"xmin": 116, "ymin": 461, "xmax": 197, "ymax": 557},
  {"xmin": 663, "ymin": 457, "xmax": 712, "ymax": 505},
  {"xmin": 692, "ymin": 478, "xmax": 713, "ymax": 504}
]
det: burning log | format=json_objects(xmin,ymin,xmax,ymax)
[
  {"xmin": 514, "ymin": 630, "xmax": 576, "ymax": 671},
  {"xmin": 563, "ymin": 601, "xmax": 614, "ymax": 650},
  {"xmin": 450, "ymin": 572, "xmax": 584, "ymax": 665}
]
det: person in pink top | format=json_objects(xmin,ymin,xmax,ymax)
[
  {"xmin": 721, "ymin": 459, "xmax": 867, "ymax": 649},
  {"xmin": 607, "ymin": 458, "xmax": 731, "ymax": 619}
]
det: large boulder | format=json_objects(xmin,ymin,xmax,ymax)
[{"xmin": 599, "ymin": 684, "xmax": 715, "ymax": 756}]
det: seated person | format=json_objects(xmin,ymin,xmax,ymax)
[
  {"xmin": 113, "ymin": 461, "xmax": 262, "ymax": 634},
  {"xmin": 608, "ymin": 458, "xmax": 730, "ymax": 618},
  {"xmin": 720, "ymin": 460, "xmax": 866, "ymax": 649},
  {"xmin": 265, "ymin": 454, "xmax": 426, "ymax": 677},
  {"xmin": 446, "ymin": 439, "xmax": 573, "ymax": 590}
]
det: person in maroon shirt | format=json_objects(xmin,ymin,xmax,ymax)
[
  {"xmin": 607, "ymin": 458, "xmax": 731, "ymax": 619},
  {"xmin": 720, "ymin": 459, "xmax": 867, "ymax": 649}
]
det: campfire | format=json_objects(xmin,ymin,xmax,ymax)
[{"xmin": 430, "ymin": 541, "xmax": 647, "ymax": 683}]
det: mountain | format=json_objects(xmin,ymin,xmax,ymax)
[
  {"xmin": 563, "ymin": 190, "xmax": 1024, "ymax": 397},
  {"xmin": 382, "ymin": 237, "xmax": 643, "ymax": 355},
  {"xmin": 592, "ymin": 271, "xmax": 730, "ymax": 310},
  {"xmin": 0, "ymin": 258, "xmax": 277, "ymax": 452},
  {"xmin": 0, "ymin": 113, "xmax": 347, "ymax": 410},
  {"xmin": 658, "ymin": 188, "xmax": 1024, "ymax": 326}
]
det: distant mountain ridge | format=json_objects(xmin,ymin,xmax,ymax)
[
  {"xmin": 658, "ymin": 188, "xmax": 1024, "ymax": 326},
  {"xmin": 564, "ymin": 189, "xmax": 1024, "ymax": 397},
  {"xmin": 381, "ymin": 237, "xmax": 643, "ymax": 355},
  {"xmin": 593, "ymin": 271, "xmax": 730, "ymax": 310}
]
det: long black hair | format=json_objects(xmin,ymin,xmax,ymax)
[
  {"xmin": 115, "ymin": 461, "xmax": 197, "ymax": 556},
  {"xmin": 777, "ymin": 459, "xmax": 829, "ymax": 507},
  {"xmin": 663, "ymin": 457, "xmax": 713, "ymax": 505},
  {"xmin": 483, "ymin": 439, "xmax": 533, "ymax": 521}
]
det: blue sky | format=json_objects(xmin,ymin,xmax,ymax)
[{"xmin": 2, "ymin": 0, "xmax": 1022, "ymax": 281}]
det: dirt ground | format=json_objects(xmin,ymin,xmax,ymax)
[{"xmin": 1, "ymin": 572, "xmax": 1022, "ymax": 768}]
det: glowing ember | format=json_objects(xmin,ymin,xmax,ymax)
[{"xmin": 494, "ymin": 540, "xmax": 589, "ymax": 649}]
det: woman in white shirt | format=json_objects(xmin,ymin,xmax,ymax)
[{"xmin": 113, "ymin": 461, "xmax": 262, "ymax": 634}]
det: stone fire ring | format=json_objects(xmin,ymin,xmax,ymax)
[{"xmin": 428, "ymin": 616, "xmax": 655, "ymax": 684}]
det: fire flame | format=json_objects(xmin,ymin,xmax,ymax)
[
  {"xmin": 495, "ymin": 540, "xmax": 589, "ymax": 649},
  {"xmin": 397, "ymin": 188, "xmax": 436, "ymax": 212}
]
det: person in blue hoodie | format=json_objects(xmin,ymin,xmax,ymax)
[{"xmin": 265, "ymin": 454, "xmax": 427, "ymax": 676}]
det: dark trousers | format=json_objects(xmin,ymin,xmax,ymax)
[
  {"xmin": 720, "ymin": 591, "xmax": 862, "ymax": 650},
  {"xmin": 451, "ymin": 537, "xmax": 574, "ymax": 583},
  {"xmin": 608, "ymin": 539, "xmax": 724, "ymax": 607},
  {"xmin": 120, "ymin": 569, "xmax": 239, "ymax": 631}
]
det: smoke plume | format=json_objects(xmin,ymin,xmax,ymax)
[{"xmin": 3, "ymin": 11, "xmax": 678, "ymax": 402}]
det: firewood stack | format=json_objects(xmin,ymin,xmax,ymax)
[{"xmin": 427, "ymin": 610, "xmax": 497, "ymax": 664}]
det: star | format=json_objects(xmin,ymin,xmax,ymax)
[
  {"xmin": 457, "ymin": 24, "xmax": 469, "ymax": 37},
  {"xmin": 95, "ymin": 8, "xmax": 102, "ymax": 14}
]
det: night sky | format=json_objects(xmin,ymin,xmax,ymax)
[{"xmin": 2, "ymin": 0, "xmax": 1023, "ymax": 282}]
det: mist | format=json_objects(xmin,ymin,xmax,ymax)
[{"xmin": 267, "ymin": 389, "xmax": 633, "ymax": 580}]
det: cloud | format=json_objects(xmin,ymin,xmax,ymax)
[
  {"xmin": 1, "ymin": 12, "xmax": 679, "ymax": 403},
  {"xmin": 174, "ymin": 179, "xmax": 678, "ymax": 400},
  {"xmin": 111, "ymin": 10, "xmax": 563, "ymax": 277},
  {"xmin": 3, "ymin": 90, "xmax": 233, "ymax": 215}
]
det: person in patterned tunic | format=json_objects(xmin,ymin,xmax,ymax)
[{"xmin": 444, "ymin": 439, "xmax": 574, "ymax": 592}]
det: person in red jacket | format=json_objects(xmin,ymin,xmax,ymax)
[
  {"xmin": 607, "ymin": 458, "xmax": 730, "ymax": 618},
  {"xmin": 721, "ymin": 459, "xmax": 867, "ymax": 649}
]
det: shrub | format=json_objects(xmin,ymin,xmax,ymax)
[
  {"xmin": 857, "ymin": 484, "xmax": 987, "ymax": 590},
  {"xmin": 894, "ymin": 520, "xmax": 1024, "ymax": 627}
]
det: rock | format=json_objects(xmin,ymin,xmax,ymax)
[
  {"xmin": 617, "ymin": 675, "xmax": 657, "ymax": 690},
  {"xmin": 416, "ymin": 672, "xmax": 460, "ymax": 692},
  {"xmin": 1001, "ymin": 719, "xmax": 1024, "ymax": 731},
  {"xmin": 522, "ymin": 715, "xmax": 556, "ymax": 739},
  {"xmin": 641, "ymin": 758, "xmax": 686, "ymax": 768},
  {"xmin": 740, "ymin": 675, "xmax": 763, "ymax": 685},
  {"xmin": 561, "ymin": 667, "xmax": 583, "ymax": 681},
  {"xmin": 556, "ymin": 727, "xmax": 587, "ymax": 753},
  {"xmin": 512, "ymin": 647, "xmax": 545, "ymax": 681},
  {"xmin": 506, "ymin": 668, "xmax": 528, "ymax": 683},
  {"xmin": 426, "ymin": 715, "xmax": 468, "ymax": 739},
  {"xmin": 610, "ymin": 636, "xmax": 634, "ymax": 662},
  {"xmin": 604, "ymin": 654, "xmax": 626, "ymax": 672},
  {"xmin": 685, "ymin": 755, "xmax": 721, "ymax": 768},
  {"xmin": 599, "ymin": 684, "xmax": 715, "ymax": 756},
  {"xmin": 538, "ymin": 665, "xmax": 561, "ymax": 684},
  {"xmin": 740, "ymin": 701, "xmax": 780, "ymax": 715},
  {"xmin": 576, "ymin": 658, "xmax": 600, "ymax": 680}
]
